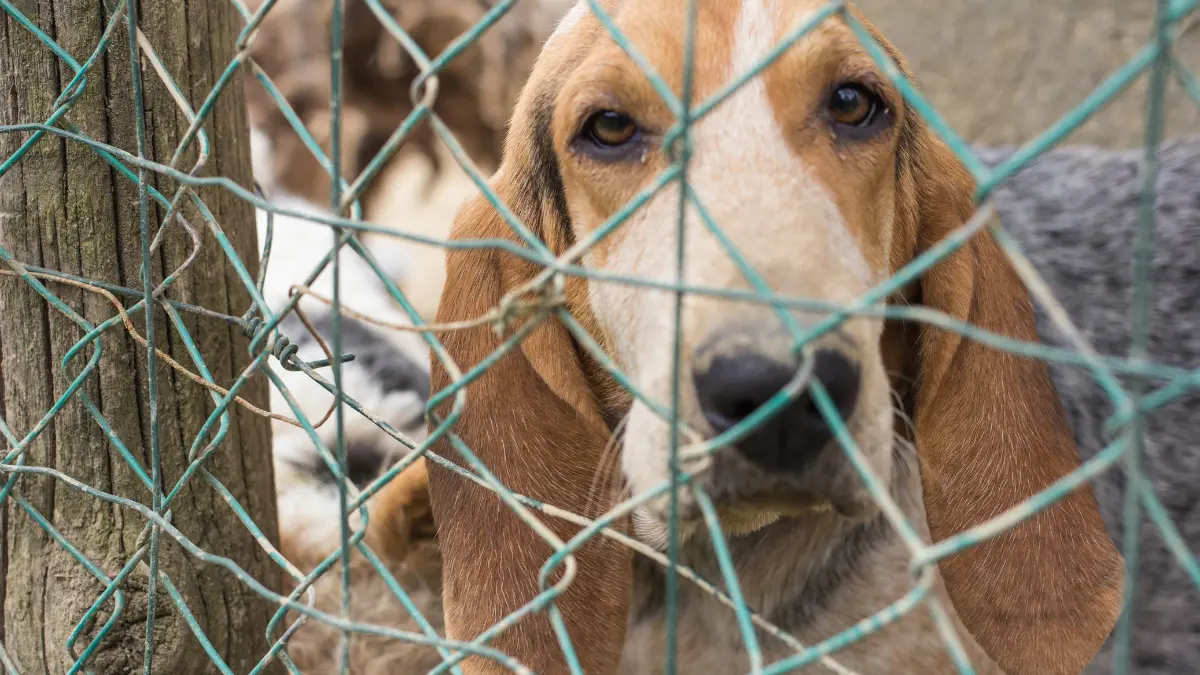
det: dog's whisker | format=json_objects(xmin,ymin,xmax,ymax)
[
  {"xmin": 585, "ymin": 414, "xmax": 631, "ymax": 517},
  {"xmin": 890, "ymin": 389, "xmax": 916, "ymax": 439}
]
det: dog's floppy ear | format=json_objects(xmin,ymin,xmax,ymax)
[
  {"xmin": 424, "ymin": 30, "xmax": 631, "ymax": 666},
  {"xmin": 426, "ymin": 177, "xmax": 631, "ymax": 675},
  {"xmin": 907, "ymin": 134, "xmax": 1124, "ymax": 674}
]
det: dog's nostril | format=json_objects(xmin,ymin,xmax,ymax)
[
  {"xmin": 693, "ymin": 353, "xmax": 797, "ymax": 431},
  {"xmin": 809, "ymin": 349, "xmax": 860, "ymax": 424},
  {"xmin": 692, "ymin": 349, "xmax": 861, "ymax": 473}
]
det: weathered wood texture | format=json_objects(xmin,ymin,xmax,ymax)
[{"xmin": 0, "ymin": 0, "xmax": 281, "ymax": 672}]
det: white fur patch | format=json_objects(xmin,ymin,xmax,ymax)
[
  {"xmin": 721, "ymin": 0, "xmax": 871, "ymax": 286},
  {"xmin": 547, "ymin": 1, "xmax": 589, "ymax": 45},
  {"xmin": 253, "ymin": 187, "xmax": 433, "ymax": 568},
  {"xmin": 254, "ymin": 195, "xmax": 420, "ymax": 324}
]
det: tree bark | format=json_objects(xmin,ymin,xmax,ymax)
[{"xmin": 0, "ymin": 0, "xmax": 281, "ymax": 672}]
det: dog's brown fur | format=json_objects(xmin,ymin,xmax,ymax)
[{"xmin": 427, "ymin": 200, "xmax": 633, "ymax": 673}]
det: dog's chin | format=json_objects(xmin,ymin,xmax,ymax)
[{"xmin": 632, "ymin": 487, "xmax": 866, "ymax": 551}]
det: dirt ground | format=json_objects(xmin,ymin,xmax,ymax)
[{"xmin": 855, "ymin": 0, "xmax": 1200, "ymax": 149}]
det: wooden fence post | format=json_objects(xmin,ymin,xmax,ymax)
[{"xmin": 0, "ymin": 1, "xmax": 281, "ymax": 671}]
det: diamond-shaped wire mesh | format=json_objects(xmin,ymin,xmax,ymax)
[{"xmin": 0, "ymin": 0, "xmax": 1198, "ymax": 673}]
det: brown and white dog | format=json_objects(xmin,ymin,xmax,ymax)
[{"xmin": 365, "ymin": 1, "xmax": 1126, "ymax": 674}]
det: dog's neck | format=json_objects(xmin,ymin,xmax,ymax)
[{"xmin": 621, "ymin": 447, "xmax": 1003, "ymax": 674}]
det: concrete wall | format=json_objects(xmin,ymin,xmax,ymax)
[{"xmin": 855, "ymin": 1, "xmax": 1200, "ymax": 148}]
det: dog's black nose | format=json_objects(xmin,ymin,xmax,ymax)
[{"xmin": 693, "ymin": 349, "xmax": 860, "ymax": 473}]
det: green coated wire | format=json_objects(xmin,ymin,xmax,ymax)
[
  {"xmin": 665, "ymin": 0, "xmax": 699, "ymax": 669},
  {"xmin": 122, "ymin": 0, "xmax": 164, "ymax": 669},
  {"xmin": 0, "ymin": 0, "xmax": 1198, "ymax": 672},
  {"xmin": 325, "ymin": 0, "xmax": 358, "ymax": 671},
  {"xmin": 1113, "ymin": 0, "xmax": 1176, "ymax": 671}
]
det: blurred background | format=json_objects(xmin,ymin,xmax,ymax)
[{"xmin": 858, "ymin": 0, "xmax": 1200, "ymax": 147}]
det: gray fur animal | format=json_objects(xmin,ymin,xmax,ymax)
[{"xmin": 979, "ymin": 138, "xmax": 1200, "ymax": 674}]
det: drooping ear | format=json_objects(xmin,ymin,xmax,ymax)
[
  {"xmin": 425, "ymin": 176, "xmax": 632, "ymax": 675},
  {"xmin": 422, "ymin": 12, "xmax": 629, "ymax": 672},
  {"xmin": 419, "ymin": 10, "xmax": 630, "ymax": 671},
  {"xmin": 906, "ymin": 134, "xmax": 1124, "ymax": 675}
]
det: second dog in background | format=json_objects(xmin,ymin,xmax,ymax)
[{"xmin": 241, "ymin": 1, "xmax": 574, "ymax": 671}]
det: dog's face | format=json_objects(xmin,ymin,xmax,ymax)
[
  {"xmin": 548, "ymin": 0, "xmax": 907, "ymax": 532},
  {"xmin": 429, "ymin": 2, "xmax": 1123, "ymax": 672}
]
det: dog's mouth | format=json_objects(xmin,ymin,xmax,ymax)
[
  {"xmin": 709, "ymin": 489, "xmax": 836, "ymax": 536},
  {"xmin": 623, "ymin": 415, "xmax": 880, "ymax": 547},
  {"xmin": 708, "ymin": 484, "xmax": 871, "ymax": 528},
  {"xmin": 633, "ymin": 479, "xmax": 864, "ymax": 549},
  {"xmin": 717, "ymin": 488, "xmax": 837, "ymax": 517},
  {"xmin": 688, "ymin": 430, "xmax": 877, "ymax": 521}
]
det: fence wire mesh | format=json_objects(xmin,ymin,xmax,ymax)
[{"xmin": 0, "ymin": 0, "xmax": 1199, "ymax": 673}]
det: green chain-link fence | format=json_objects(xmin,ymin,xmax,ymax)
[{"xmin": 1, "ymin": 0, "xmax": 1199, "ymax": 673}]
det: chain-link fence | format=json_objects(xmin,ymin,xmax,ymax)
[{"xmin": 1, "ymin": 0, "xmax": 1198, "ymax": 673}]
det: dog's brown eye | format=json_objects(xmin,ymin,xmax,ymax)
[
  {"xmin": 584, "ymin": 111, "xmax": 638, "ymax": 147},
  {"xmin": 828, "ymin": 85, "xmax": 878, "ymax": 128}
]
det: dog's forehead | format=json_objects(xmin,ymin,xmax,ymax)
[{"xmin": 549, "ymin": 0, "xmax": 856, "ymax": 97}]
